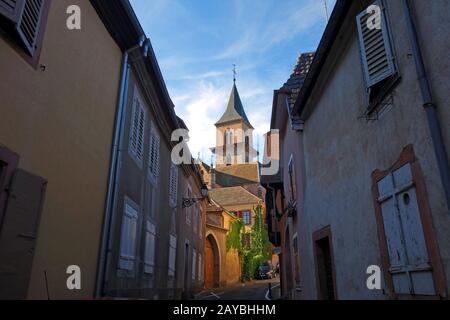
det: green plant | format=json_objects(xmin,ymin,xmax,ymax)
[{"xmin": 226, "ymin": 204, "xmax": 272, "ymax": 281}]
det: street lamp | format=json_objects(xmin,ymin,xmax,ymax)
[{"xmin": 182, "ymin": 185, "xmax": 209, "ymax": 208}]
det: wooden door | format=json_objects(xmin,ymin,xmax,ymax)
[{"xmin": 205, "ymin": 238, "xmax": 214, "ymax": 288}]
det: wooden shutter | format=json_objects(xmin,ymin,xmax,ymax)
[
  {"xmin": 0, "ymin": 169, "xmax": 47, "ymax": 299},
  {"xmin": 168, "ymin": 235, "xmax": 177, "ymax": 277},
  {"xmin": 192, "ymin": 249, "xmax": 197, "ymax": 280},
  {"xmin": 144, "ymin": 221, "xmax": 156, "ymax": 274},
  {"xmin": 198, "ymin": 253, "xmax": 202, "ymax": 281},
  {"xmin": 377, "ymin": 164, "xmax": 435, "ymax": 295},
  {"xmin": 119, "ymin": 201, "xmax": 138, "ymax": 271},
  {"xmin": 356, "ymin": 0, "xmax": 396, "ymax": 88},
  {"xmin": 129, "ymin": 93, "xmax": 145, "ymax": 167},
  {"xmin": 169, "ymin": 164, "xmax": 178, "ymax": 208},
  {"xmin": 148, "ymin": 130, "xmax": 160, "ymax": 183}
]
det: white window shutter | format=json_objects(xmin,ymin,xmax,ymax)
[
  {"xmin": 119, "ymin": 200, "xmax": 139, "ymax": 271},
  {"xmin": 377, "ymin": 164, "xmax": 435, "ymax": 295},
  {"xmin": 148, "ymin": 129, "xmax": 160, "ymax": 183},
  {"xmin": 356, "ymin": 0, "xmax": 396, "ymax": 88},
  {"xmin": 168, "ymin": 235, "xmax": 177, "ymax": 277},
  {"xmin": 192, "ymin": 249, "xmax": 197, "ymax": 280},
  {"xmin": 144, "ymin": 221, "xmax": 156, "ymax": 274},
  {"xmin": 129, "ymin": 93, "xmax": 146, "ymax": 167}
]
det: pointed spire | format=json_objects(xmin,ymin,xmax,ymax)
[{"xmin": 215, "ymin": 82, "xmax": 253, "ymax": 128}]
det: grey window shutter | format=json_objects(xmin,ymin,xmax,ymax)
[
  {"xmin": 0, "ymin": 169, "xmax": 47, "ymax": 299},
  {"xmin": 16, "ymin": 0, "xmax": 45, "ymax": 56},
  {"xmin": 0, "ymin": 0, "xmax": 45, "ymax": 56},
  {"xmin": 356, "ymin": 0, "xmax": 396, "ymax": 88},
  {"xmin": 0, "ymin": 0, "xmax": 25, "ymax": 22}
]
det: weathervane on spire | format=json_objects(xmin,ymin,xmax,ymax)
[{"xmin": 232, "ymin": 64, "xmax": 237, "ymax": 83}]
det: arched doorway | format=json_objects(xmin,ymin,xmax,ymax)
[{"xmin": 205, "ymin": 235, "xmax": 220, "ymax": 288}]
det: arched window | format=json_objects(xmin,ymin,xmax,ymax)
[
  {"xmin": 245, "ymin": 136, "xmax": 250, "ymax": 163},
  {"xmin": 225, "ymin": 129, "xmax": 233, "ymax": 145}
]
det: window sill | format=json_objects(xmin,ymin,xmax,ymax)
[{"xmin": 366, "ymin": 74, "xmax": 402, "ymax": 116}]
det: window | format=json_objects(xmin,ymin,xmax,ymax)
[
  {"xmin": 198, "ymin": 253, "xmax": 203, "ymax": 281},
  {"xmin": 129, "ymin": 88, "xmax": 146, "ymax": 168},
  {"xmin": 168, "ymin": 235, "xmax": 177, "ymax": 277},
  {"xmin": 198, "ymin": 208, "xmax": 203, "ymax": 239},
  {"xmin": 169, "ymin": 164, "xmax": 178, "ymax": 208},
  {"xmin": 242, "ymin": 211, "xmax": 251, "ymax": 225},
  {"xmin": 0, "ymin": 0, "xmax": 48, "ymax": 58},
  {"xmin": 186, "ymin": 187, "xmax": 192, "ymax": 225},
  {"xmin": 119, "ymin": 198, "xmax": 139, "ymax": 271},
  {"xmin": 288, "ymin": 155, "xmax": 297, "ymax": 202},
  {"xmin": 245, "ymin": 136, "xmax": 250, "ymax": 163},
  {"xmin": 192, "ymin": 249, "xmax": 197, "ymax": 280},
  {"xmin": 144, "ymin": 221, "xmax": 156, "ymax": 274},
  {"xmin": 148, "ymin": 127, "xmax": 160, "ymax": 184},
  {"xmin": 356, "ymin": 0, "xmax": 398, "ymax": 109},
  {"xmin": 225, "ymin": 129, "xmax": 233, "ymax": 145},
  {"xmin": 193, "ymin": 201, "xmax": 198, "ymax": 234}
]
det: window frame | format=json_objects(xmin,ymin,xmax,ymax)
[{"xmin": 242, "ymin": 210, "xmax": 251, "ymax": 225}]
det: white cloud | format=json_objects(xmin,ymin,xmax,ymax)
[{"xmin": 213, "ymin": 0, "xmax": 329, "ymax": 60}]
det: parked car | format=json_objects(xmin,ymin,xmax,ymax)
[{"xmin": 254, "ymin": 265, "xmax": 275, "ymax": 280}]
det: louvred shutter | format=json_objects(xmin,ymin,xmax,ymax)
[
  {"xmin": 356, "ymin": 0, "xmax": 396, "ymax": 88},
  {"xmin": 0, "ymin": 0, "xmax": 24, "ymax": 23}
]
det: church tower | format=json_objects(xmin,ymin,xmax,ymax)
[{"xmin": 213, "ymin": 81, "xmax": 256, "ymax": 168}]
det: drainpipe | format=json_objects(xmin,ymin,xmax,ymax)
[
  {"xmin": 95, "ymin": 36, "xmax": 146, "ymax": 298},
  {"xmin": 402, "ymin": 0, "xmax": 450, "ymax": 216}
]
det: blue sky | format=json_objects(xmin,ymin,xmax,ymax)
[{"xmin": 130, "ymin": 0, "xmax": 335, "ymax": 161}]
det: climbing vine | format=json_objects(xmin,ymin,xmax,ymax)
[{"xmin": 226, "ymin": 204, "xmax": 272, "ymax": 281}]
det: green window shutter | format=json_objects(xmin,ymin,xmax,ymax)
[{"xmin": 356, "ymin": 0, "xmax": 396, "ymax": 88}]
